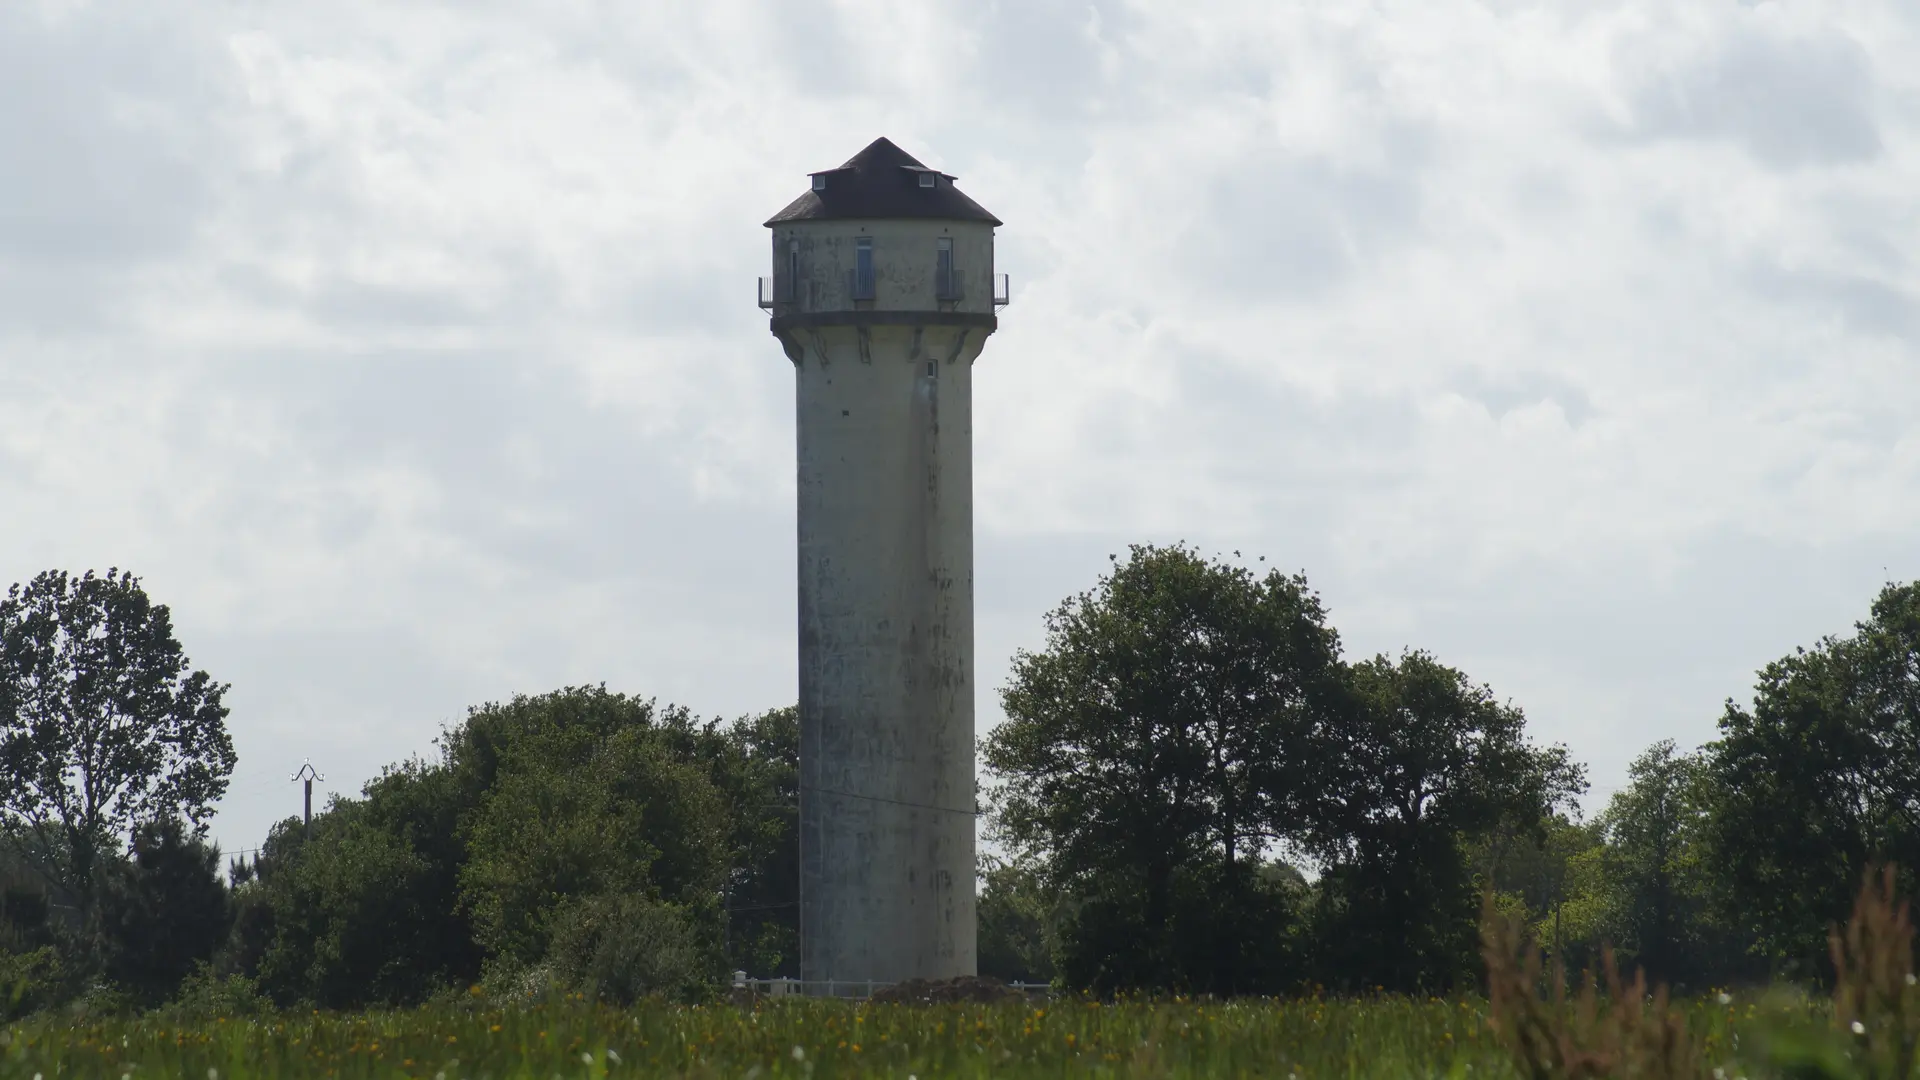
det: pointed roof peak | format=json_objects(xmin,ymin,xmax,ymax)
[
  {"xmin": 836, "ymin": 136, "xmax": 922, "ymax": 171},
  {"xmin": 765, "ymin": 137, "xmax": 1001, "ymax": 227}
]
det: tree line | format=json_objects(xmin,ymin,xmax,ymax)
[{"xmin": 2, "ymin": 550, "xmax": 1918, "ymax": 1011}]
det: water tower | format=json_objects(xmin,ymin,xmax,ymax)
[{"xmin": 761, "ymin": 138, "xmax": 1005, "ymax": 990}]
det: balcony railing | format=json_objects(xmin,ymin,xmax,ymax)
[{"xmin": 758, "ymin": 271, "xmax": 1009, "ymax": 312}]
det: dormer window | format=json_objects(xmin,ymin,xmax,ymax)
[
  {"xmin": 811, "ymin": 174, "xmax": 827, "ymax": 191},
  {"xmin": 918, "ymin": 173, "xmax": 936, "ymax": 189}
]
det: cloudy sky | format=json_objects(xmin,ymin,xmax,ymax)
[{"xmin": 3, "ymin": 0, "xmax": 1916, "ymax": 855}]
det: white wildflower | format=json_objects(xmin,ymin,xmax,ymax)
[
  {"xmin": 1853, "ymin": 1020, "xmax": 1868, "ymax": 1035},
  {"xmin": 1717, "ymin": 992, "xmax": 1733, "ymax": 1005},
  {"xmin": 1714, "ymin": 1069, "xmax": 1725, "ymax": 1080},
  {"xmin": 792, "ymin": 1045, "xmax": 807, "ymax": 1062},
  {"xmin": 581, "ymin": 1051, "xmax": 595, "ymax": 1065},
  {"xmin": 606, "ymin": 1049, "xmax": 621, "ymax": 1064}
]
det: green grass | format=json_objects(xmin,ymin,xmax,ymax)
[{"xmin": 0, "ymin": 994, "xmax": 1786, "ymax": 1079}]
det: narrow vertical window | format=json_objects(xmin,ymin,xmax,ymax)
[
  {"xmin": 786, "ymin": 240, "xmax": 800, "ymax": 303},
  {"xmin": 936, "ymin": 237, "xmax": 956, "ymax": 300},
  {"xmin": 853, "ymin": 237, "xmax": 875, "ymax": 300}
]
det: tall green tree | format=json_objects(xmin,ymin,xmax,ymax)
[
  {"xmin": 709, "ymin": 706, "xmax": 799, "ymax": 978},
  {"xmin": 976, "ymin": 854, "xmax": 1058, "ymax": 985},
  {"xmin": 99, "ymin": 817, "xmax": 230, "ymax": 1005},
  {"xmin": 457, "ymin": 718, "xmax": 728, "ymax": 970},
  {"xmin": 1475, "ymin": 812, "xmax": 1606, "ymax": 972},
  {"xmin": 0, "ymin": 570, "xmax": 234, "ymax": 917},
  {"xmin": 1707, "ymin": 581, "xmax": 1920, "ymax": 978},
  {"xmin": 984, "ymin": 544, "xmax": 1344, "ymax": 993},
  {"xmin": 1591, "ymin": 740, "xmax": 1736, "ymax": 990},
  {"xmin": 245, "ymin": 806, "xmax": 448, "ymax": 1007},
  {"xmin": 236, "ymin": 687, "xmax": 754, "ymax": 1006},
  {"xmin": 1309, "ymin": 651, "xmax": 1583, "ymax": 992}
]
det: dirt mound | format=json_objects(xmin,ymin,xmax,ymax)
[{"xmin": 870, "ymin": 975, "xmax": 1028, "ymax": 1005}]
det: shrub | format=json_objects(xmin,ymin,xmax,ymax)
[
  {"xmin": 540, "ymin": 893, "xmax": 721, "ymax": 1004},
  {"xmin": 0, "ymin": 945, "xmax": 69, "ymax": 1021},
  {"xmin": 160, "ymin": 964, "xmax": 269, "ymax": 1021}
]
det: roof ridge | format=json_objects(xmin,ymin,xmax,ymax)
[{"xmin": 767, "ymin": 137, "xmax": 1002, "ymax": 228}]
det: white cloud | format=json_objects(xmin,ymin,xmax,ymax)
[{"xmin": 2, "ymin": 0, "xmax": 1918, "ymax": 848}]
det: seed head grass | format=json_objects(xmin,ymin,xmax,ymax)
[{"xmin": 0, "ymin": 993, "xmax": 1544, "ymax": 1079}]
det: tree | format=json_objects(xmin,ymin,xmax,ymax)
[
  {"xmin": 1707, "ymin": 582, "xmax": 1920, "ymax": 978},
  {"xmin": 234, "ymin": 750, "xmax": 491, "ymax": 1008},
  {"xmin": 976, "ymin": 855, "xmax": 1057, "ymax": 985},
  {"xmin": 0, "ymin": 570, "xmax": 234, "ymax": 917},
  {"xmin": 1591, "ymin": 740, "xmax": 1740, "ymax": 990},
  {"xmin": 247, "ymin": 807, "xmax": 448, "ymax": 1007},
  {"xmin": 230, "ymin": 687, "xmax": 778, "ymax": 1007},
  {"xmin": 1475, "ymin": 812, "xmax": 1607, "ymax": 973},
  {"xmin": 1309, "ymin": 651, "xmax": 1583, "ymax": 992},
  {"xmin": 457, "ymin": 719, "xmax": 728, "ymax": 970},
  {"xmin": 984, "ymin": 544, "xmax": 1344, "ymax": 993},
  {"xmin": 709, "ymin": 706, "xmax": 799, "ymax": 978},
  {"xmin": 99, "ymin": 817, "xmax": 229, "ymax": 1005}
]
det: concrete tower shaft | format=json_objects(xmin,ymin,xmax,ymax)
[{"xmin": 763, "ymin": 138, "xmax": 1001, "ymax": 989}]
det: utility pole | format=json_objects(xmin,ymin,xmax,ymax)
[{"xmin": 290, "ymin": 760, "xmax": 324, "ymax": 834}]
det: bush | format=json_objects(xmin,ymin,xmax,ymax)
[
  {"xmin": 0, "ymin": 945, "xmax": 70, "ymax": 1020},
  {"xmin": 540, "ymin": 893, "xmax": 721, "ymax": 1004},
  {"xmin": 160, "ymin": 964, "xmax": 269, "ymax": 1021},
  {"xmin": 250, "ymin": 812, "xmax": 447, "ymax": 1008},
  {"xmin": 458, "ymin": 722, "xmax": 728, "ymax": 968}
]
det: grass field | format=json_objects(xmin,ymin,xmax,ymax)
[{"xmin": 0, "ymin": 992, "xmax": 1796, "ymax": 1079}]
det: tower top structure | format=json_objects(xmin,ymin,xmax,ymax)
[{"xmin": 764, "ymin": 137, "xmax": 1002, "ymax": 227}]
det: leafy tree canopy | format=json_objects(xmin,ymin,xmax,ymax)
[
  {"xmin": 1708, "ymin": 581, "xmax": 1920, "ymax": 976},
  {"xmin": 236, "ymin": 688, "xmax": 793, "ymax": 1006},
  {"xmin": 0, "ymin": 569, "xmax": 234, "ymax": 916},
  {"xmin": 986, "ymin": 546, "xmax": 1580, "ymax": 995},
  {"xmin": 986, "ymin": 544, "xmax": 1344, "ymax": 994},
  {"xmin": 1312, "ymin": 650, "xmax": 1583, "ymax": 992}
]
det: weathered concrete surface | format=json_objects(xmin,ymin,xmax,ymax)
[{"xmin": 769, "ymin": 215, "xmax": 996, "ymax": 987}]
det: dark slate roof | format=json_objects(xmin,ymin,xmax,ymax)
[{"xmin": 764, "ymin": 137, "xmax": 1002, "ymax": 227}]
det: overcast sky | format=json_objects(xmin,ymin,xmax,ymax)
[{"xmin": 3, "ymin": 0, "xmax": 1916, "ymax": 856}]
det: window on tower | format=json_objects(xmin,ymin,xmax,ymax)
[
  {"xmin": 935, "ymin": 237, "xmax": 957, "ymax": 300},
  {"xmin": 811, "ymin": 174, "xmax": 827, "ymax": 191},
  {"xmin": 786, "ymin": 240, "xmax": 800, "ymax": 304},
  {"xmin": 919, "ymin": 172, "xmax": 936, "ymax": 188},
  {"xmin": 852, "ymin": 237, "xmax": 875, "ymax": 300}
]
